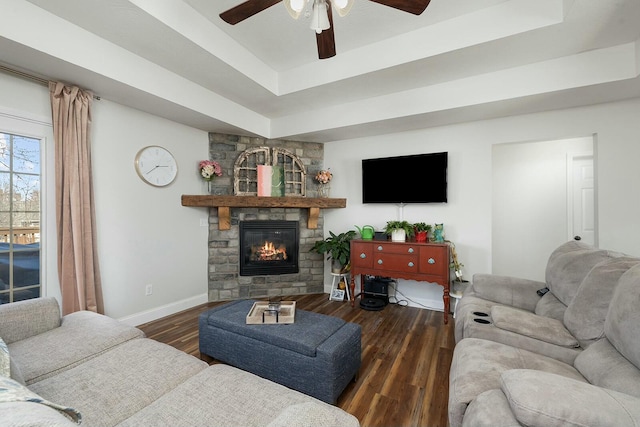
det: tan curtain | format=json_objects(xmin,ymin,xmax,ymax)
[{"xmin": 49, "ymin": 82, "xmax": 104, "ymax": 315}]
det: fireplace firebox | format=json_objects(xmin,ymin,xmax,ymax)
[{"xmin": 239, "ymin": 221, "xmax": 299, "ymax": 276}]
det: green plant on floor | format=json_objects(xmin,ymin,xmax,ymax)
[{"xmin": 310, "ymin": 230, "xmax": 356, "ymax": 271}]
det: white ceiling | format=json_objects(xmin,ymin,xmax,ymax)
[{"xmin": 1, "ymin": 0, "xmax": 640, "ymax": 142}]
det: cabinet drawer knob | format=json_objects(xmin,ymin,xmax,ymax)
[
  {"xmin": 408, "ymin": 247, "xmax": 414, "ymax": 253},
  {"xmin": 360, "ymin": 253, "xmax": 367, "ymax": 259},
  {"xmin": 377, "ymin": 259, "xmax": 383, "ymax": 265},
  {"xmin": 377, "ymin": 245, "xmax": 383, "ymax": 251},
  {"xmin": 408, "ymin": 262, "xmax": 415, "ymax": 267},
  {"xmin": 428, "ymin": 258, "xmax": 436, "ymax": 264}
]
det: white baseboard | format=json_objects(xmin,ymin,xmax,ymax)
[
  {"xmin": 398, "ymin": 296, "xmax": 444, "ymax": 312},
  {"xmin": 118, "ymin": 293, "xmax": 209, "ymax": 327},
  {"xmin": 325, "ymin": 283, "xmax": 444, "ymax": 312}
]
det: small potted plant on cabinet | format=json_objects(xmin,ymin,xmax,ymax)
[
  {"xmin": 384, "ymin": 220, "xmax": 414, "ymax": 242},
  {"xmin": 310, "ymin": 230, "xmax": 356, "ymax": 273},
  {"xmin": 413, "ymin": 222, "xmax": 432, "ymax": 242}
]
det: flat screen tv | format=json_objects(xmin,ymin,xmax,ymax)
[{"xmin": 362, "ymin": 152, "xmax": 448, "ymax": 204}]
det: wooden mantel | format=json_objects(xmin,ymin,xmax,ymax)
[{"xmin": 181, "ymin": 195, "xmax": 347, "ymax": 230}]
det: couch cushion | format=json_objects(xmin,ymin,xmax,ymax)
[
  {"xmin": 454, "ymin": 295, "xmax": 498, "ymax": 343},
  {"xmin": 0, "ymin": 376, "xmax": 81, "ymax": 424},
  {"xmin": 0, "ymin": 297, "xmax": 60, "ymax": 344},
  {"xmin": 501, "ymin": 370, "xmax": 640, "ymax": 427},
  {"xmin": 30, "ymin": 338, "xmax": 207, "ymax": 427},
  {"xmin": 448, "ymin": 338, "xmax": 585, "ymax": 427},
  {"xmin": 545, "ymin": 242, "xmax": 616, "ymax": 306},
  {"xmin": 467, "ymin": 274, "xmax": 544, "ymax": 312},
  {"xmin": 574, "ymin": 338, "xmax": 640, "ymax": 398},
  {"xmin": 9, "ymin": 310, "xmax": 144, "ymax": 384},
  {"xmin": 202, "ymin": 300, "xmax": 345, "ymax": 357},
  {"xmin": 0, "ymin": 401, "xmax": 78, "ymax": 427},
  {"xmin": 116, "ymin": 364, "xmax": 360, "ymax": 427},
  {"xmin": 604, "ymin": 262, "xmax": 640, "ymax": 370},
  {"xmin": 461, "ymin": 389, "xmax": 521, "ymax": 427},
  {"xmin": 564, "ymin": 257, "xmax": 639, "ymax": 348},
  {"xmin": 533, "ymin": 292, "xmax": 567, "ymax": 320},
  {"xmin": 457, "ymin": 308, "xmax": 581, "ymax": 364},
  {"xmin": 491, "ymin": 306, "xmax": 579, "ymax": 347}
]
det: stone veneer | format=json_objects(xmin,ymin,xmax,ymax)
[{"xmin": 206, "ymin": 133, "xmax": 327, "ymax": 301}]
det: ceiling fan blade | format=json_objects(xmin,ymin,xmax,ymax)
[
  {"xmin": 367, "ymin": 0, "xmax": 431, "ymax": 15},
  {"xmin": 220, "ymin": 0, "xmax": 282, "ymax": 25},
  {"xmin": 316, "ymin": 2, "xmax": 336, "ymax": 59}
]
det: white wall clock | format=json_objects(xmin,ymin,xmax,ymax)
[{"xmin": 134, "ymin": 145, "xmax": 178, "ymax": 187}]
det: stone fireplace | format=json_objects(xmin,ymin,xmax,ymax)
[{"xmin": 204, "ymin": 133, "xmax": 327, "ymax": 301}]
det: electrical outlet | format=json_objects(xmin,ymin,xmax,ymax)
[
  {"xmin": 200, "ymin": 218, "xmax": 208, "ymax": 227},
  {"xmin": 145, "ymin": 284, "xmax": 153, "ymax": 296}
]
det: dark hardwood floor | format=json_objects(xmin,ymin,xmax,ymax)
[{"xmin": 138, "ymin": 293, "xmax": 455, "ymax": 427}]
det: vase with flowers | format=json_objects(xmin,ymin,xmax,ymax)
[
  {"xmin": 315, "ymin": 169, "xmax": 332, "ymax": 197},
  {"xmin": 199, "ymin": 159, "xmax": 222, "ymax": 193}
]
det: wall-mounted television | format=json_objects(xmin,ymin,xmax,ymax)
[{"xmin": 362, "ymin": 152, "xmax": 448, "ymax": 204}]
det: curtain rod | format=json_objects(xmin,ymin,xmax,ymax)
[{"xmin": 0, "ymin": 64, "xmax": 101, "ymax": 100}]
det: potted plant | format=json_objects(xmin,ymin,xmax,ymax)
[
  {"xmin": 310, "ymin": 230, "xmax": 356, "ymax": 273},
  {"xmin": 384, "ymin": 220, "xmax": 414, "ymax": 242},
  {"xmin": 413, "ymin": 222, "xmax": 432, "ymax": 242}
]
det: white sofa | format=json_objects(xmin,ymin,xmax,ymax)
[{"xmin": 0, "ymin": 297, "xmax": 360, "ymax": 427}]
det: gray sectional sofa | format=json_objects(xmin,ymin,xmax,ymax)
[
  {"xmin": 0, "ymin": 297, "xmax": 360, "ymax": 427},
  {"xmin": 449, "ymin": 241, "xmax": 640, "ymax": 427}
]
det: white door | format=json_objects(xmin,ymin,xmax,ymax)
[{"xmin": 568, "ymin": 155, "xmax": 595, "ymax": 245}]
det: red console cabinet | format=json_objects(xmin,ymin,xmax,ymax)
[{"xmin": 350, "ymin": 239, "xmax": 451, "ymax": 324}]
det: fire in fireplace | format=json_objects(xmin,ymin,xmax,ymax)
[
  {"xmin": 252, "ymin": 241, "xmax": 288, "ymax": 262},
  {"xmin": 239, "ymin": 221, "xmax": 299, "ymax": 276}
]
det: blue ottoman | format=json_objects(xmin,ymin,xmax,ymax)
[{"xmin": 198, "ymin": 299, "xmax": 361, "ymax": 404}]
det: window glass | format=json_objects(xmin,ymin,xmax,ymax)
[{"xmin": 0, "ymin": 132, "xmax": 41, "ymax": 304}]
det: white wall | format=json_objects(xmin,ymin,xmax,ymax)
[
  {"xmin": 0, "ymin": 73, "xmax": 210, "ymax": 324},
  {"xmin": 324, "ymin": 127, "xmax": 492, "ymax": 309},
  {"xmin": 324, "ymin": 99, "xmax": 640, "ymax": 311},
  {"xmin": 91, "ymin": 100, "xmax": 210, "ymax": 324},
  {"xmin": 492, "ymin": 137, "xmax": 593, "ymax": 281}
]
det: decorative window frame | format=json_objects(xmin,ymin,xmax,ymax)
[{"xmin": 233, "ymin": 147, "xmax": 307, "ymax": 196}]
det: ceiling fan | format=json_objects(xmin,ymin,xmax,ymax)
[{"xmin": 220, "ymin": 0, "xmax": 431, "ymax": 59}]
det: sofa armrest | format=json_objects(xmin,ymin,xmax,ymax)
[
  {"xmin": 471, "ymin": 274, "xmax": 544, "ymax": 312},
  {"xmin": 0, "ymin": 297, "xmax": 61, "ymax": 344},
  {"xmin": 491, "ymin": 306, "xmax": 579, "ymax": 348},
  {"xmin": 501, "ymin": 370, "xmax": 640, "ymax": 427}
]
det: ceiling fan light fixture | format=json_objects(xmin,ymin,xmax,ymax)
[
  {"xmin": 284, "ymin": 0, "xmax": 306, "ymax": 19},
  {"xmin": 310, "ymin": 0, "xmax": 330, "ymax": 34},
  {"xmin": 332, "ymin": 0, "xmax": 354, "ymax": 17}
]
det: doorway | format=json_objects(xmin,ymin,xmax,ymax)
[
  {"xmin": 567, "ymin": 153, "xmax": 595, "ymax": 246},
  {"xmin": 492, "ymin": 136, "xmax": 596, "ymax": 281}
]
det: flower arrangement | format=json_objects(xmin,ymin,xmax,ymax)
[
  {"xmin": 315, "ymin": 169, "xmax": 332, "ymax": 184},
  {"xmin": 199, "ymin": 160, "xmax": 222, "ymax": 181}
]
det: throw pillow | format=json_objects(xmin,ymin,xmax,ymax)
[
  {"xmin": 0, "ymin": 337, "xmax": 9, "ymax": 377},
  {"xmin": 0, "ymin": 336, "xmax": 26, "ymax": 384},
  {"xmin": 0, "ymin": 376, "xmax": 82, "ymax": 424}
]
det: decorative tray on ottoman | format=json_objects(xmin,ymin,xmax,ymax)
[{"xmin": 246, "ymin": 301, "xmax": 296, "ymax": 324}]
